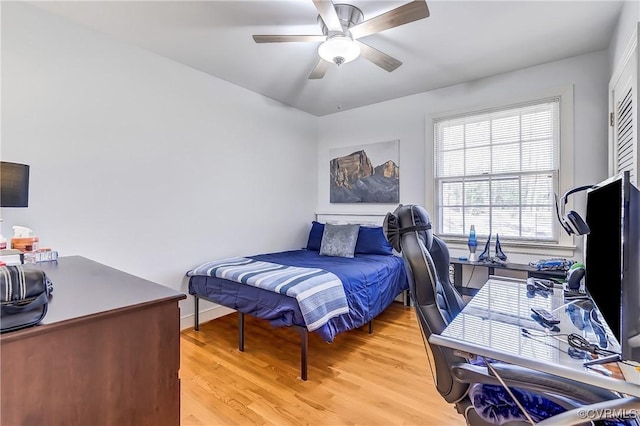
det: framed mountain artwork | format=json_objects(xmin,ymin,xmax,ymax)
[{"xmin": 329, "ymin": 140, "xmax": 399, "ymax": 203}]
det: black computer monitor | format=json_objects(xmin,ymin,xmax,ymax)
[{"xmin": 584, "ymin": 171, "xmax": 640, "ymax": 362}]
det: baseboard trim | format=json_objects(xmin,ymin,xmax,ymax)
[{"xmin": 180, "ymin": 304, "xmax": 235, "ymax": 331}]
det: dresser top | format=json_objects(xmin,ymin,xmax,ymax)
[{"xmin": 5, "ymin": 256, "xmax": 185, "ymax": 333}]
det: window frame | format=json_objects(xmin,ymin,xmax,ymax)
[{"xmin": 425, "ymin": 85, "xmax": 576, "ymax": 258}]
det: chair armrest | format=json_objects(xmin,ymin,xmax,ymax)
[
  {"xmin": 536, "ymin": 396, "xmax": 640, "ymax": 426},
  {"xmin": 453, "ymin": 363, "xmax": 621, "ymax": 406}
]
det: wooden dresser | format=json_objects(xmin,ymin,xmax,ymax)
[{"xmin": 0, "ymin": 256, "xmax": 186, "ymax": 426}]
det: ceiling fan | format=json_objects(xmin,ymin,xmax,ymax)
[{"xmin": 253, "ymin": 0, "xmax": 430, "ymax": 79}]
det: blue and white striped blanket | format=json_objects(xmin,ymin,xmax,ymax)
[{"xmin": 187, "ymin": 257, "xmax": 349, "ymax": 331}]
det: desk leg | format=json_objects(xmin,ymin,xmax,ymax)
[{"xmin": 454, "ymin": 263, "xmax": 462, "ymax": 287}]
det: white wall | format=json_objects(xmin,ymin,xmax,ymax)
[
  {"xmin": 317, "ymin": 50, "xmax": 610, "ymax": 265},
  {"xmin": 1, "ymin": 2, "xmax": 318, "ymax": 324}
]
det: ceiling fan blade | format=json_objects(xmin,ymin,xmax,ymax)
[
  {"xmin": 312, "ymin": 0, "xmax": 343, "ymax": 32},
  {"xmin": 356, "ymin": 41, "xmax": 402, "ymax": 72},
  {"xmin": 349, "ymin": 0, "xmax": 430, "ymax": 40},
  {"xmin": 253, "ymin": 35, "xmax": 326, "ymax": 43},
  {"xmin": 308, "ymin": 58, "xmax": 330, "ymax": 79}
]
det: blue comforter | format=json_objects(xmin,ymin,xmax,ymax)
[
  {"xmin": 187, "ymin": 257, "xmax": 349, "ymax": 332},
  {"xmin": 188, "ymin": 249, "xmax": 408, "ymax": 343}
]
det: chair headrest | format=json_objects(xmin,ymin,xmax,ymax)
[
  {"xmin": 383, "ymin": 211, "xmax": 402, "ymax": 252},
  {"xmin": 383, "ymin": 204, "xmax": 433, "ymax": 252}
]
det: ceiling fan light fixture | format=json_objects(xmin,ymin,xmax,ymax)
[{"xmin": 318, "ymin": 35, "xmax": 360, "ymax": 66}]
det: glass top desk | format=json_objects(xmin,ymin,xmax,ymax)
[{"xmin": 429, "ymin": 277, "xmax": 640, "ymax": 398}]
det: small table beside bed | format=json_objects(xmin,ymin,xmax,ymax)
[{"xmin": 186, "ymin": 221, "xmax": 409, "ymax": 380}]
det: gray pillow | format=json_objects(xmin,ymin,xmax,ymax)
[{"xmin": 319, "ymin": 224, "xmax": 360, "ymax": 258}]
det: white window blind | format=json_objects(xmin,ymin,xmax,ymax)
[{"xmin": 434, "ymin": 98, "xmax": 560, "ymax": 242}]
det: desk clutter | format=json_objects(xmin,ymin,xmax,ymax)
[
  {"xmin": 523, "ymin": 279, "xmax": 629, "ymax": 372},
  {"xmin": 466, "ymin": 226, "xmax": 508, "ymax": 264},
  {"xmin": 529, "ymin": 257, "xmax": 575, "ymax": 271},
  {"xmin": 0, "ymin": 226, "xmax": 58, "ymax": 266}
]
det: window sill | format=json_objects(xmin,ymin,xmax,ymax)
[{"xmin": 441, "ymin": 236, "xmax": 577, "ymax": 262}]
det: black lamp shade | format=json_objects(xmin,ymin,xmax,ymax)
[{"xmin": 1, "ymin": 162, "xmax": 30, "ymax": 207}]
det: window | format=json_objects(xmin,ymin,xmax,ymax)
[{"xmin": 434, "ymin": 98, "xmax": 560, "ymax": 242}]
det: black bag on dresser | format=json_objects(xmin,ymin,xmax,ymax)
[{"xmin": 1, "ymin": 265, "xmax": 53, "ymax": 333}]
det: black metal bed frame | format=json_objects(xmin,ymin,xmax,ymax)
[{"xmin": 192, "ymin": 294, "xmax": 374, "ymax": 381}]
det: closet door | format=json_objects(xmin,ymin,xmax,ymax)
[{"xmin": 610, "ymin": 29, "xmax": 638, "ymax": 186}]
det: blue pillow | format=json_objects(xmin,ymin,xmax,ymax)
[
  {"xmin": 306, "ymin": 221, "xmax": 325, "ymax": 251},
  {"xmin": 355, "ymin": 226, "xmax": 393, "ymax": 255}
]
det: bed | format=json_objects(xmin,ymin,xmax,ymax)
[{"xmin": 186, "ymin": 220, "xmax": 409, "ymax": 380}]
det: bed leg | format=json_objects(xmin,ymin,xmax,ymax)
[
  {"xmin": 368, "ymin": 320, "xmax": 373, "ymax": 334},
  {"xmin": 194, "ymin": 295, "xmax": 200, "ymax": 331},
  {"xmin": 299, "ymin": 327, "xmax": 308, "ymax": 381},
  {"xmin": 238, "ymin": 312, "xmax": 245, "ymax": 352}
]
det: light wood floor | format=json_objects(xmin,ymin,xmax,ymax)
[{"xmin": 180, "ymin": 302, "xmax": 466, "ymax": 425}]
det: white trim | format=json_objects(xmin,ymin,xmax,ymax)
[
  {"xmin": 425, "ymin": 84, "xmax": 575, "ymax": 254},
  {"xmin": 315, "ymin": 212, "xmax": 388, "ymax": 226},
  {"xmin": 609, "ymin": 25, "xmax": 638, "ymax": 97},
  {"xmin": 180, "ymin": 304, "xmax": 235, "ymax": 331},
  {"xmin": 443, "ymin": 237, "xmax": 575, "ymax": 260},
  {"xmin": 608, "ymin": 25, "xmax": 638, "ymax": 181}
]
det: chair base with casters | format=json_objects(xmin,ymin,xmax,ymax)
[{"xmin": 383, "ymin": 204, "xmax": 639, "ymax": 426}]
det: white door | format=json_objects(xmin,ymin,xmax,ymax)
[{"xmin": 610, "ymin": 30, "xmax": 638, "ymax": 187}]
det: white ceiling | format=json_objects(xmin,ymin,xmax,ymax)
[{"xmin": 30, "ymin": 0, "xmax": 624, "ymax": 116}]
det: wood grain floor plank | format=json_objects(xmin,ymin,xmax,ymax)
[{"xmin": 181, "ymin": 302, "xmax": 465, "ymax": 425}]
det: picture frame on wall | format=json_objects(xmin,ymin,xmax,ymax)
[{"xmin": 329, "ymin": 140, "xmax": 399, "ymax": 203}]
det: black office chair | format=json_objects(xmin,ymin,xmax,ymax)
[{"xmin": 384, "ymin": 204, "xmax": 639, "ymax": 426}]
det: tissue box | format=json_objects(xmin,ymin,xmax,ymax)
[{"xmin": 11, "ymin": 237, "xmax": 39, "ymax": 252}]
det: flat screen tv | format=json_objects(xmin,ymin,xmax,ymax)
[{"xmin": 585, "ymin": 171, "xmax": 640, "ymax": 362}]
